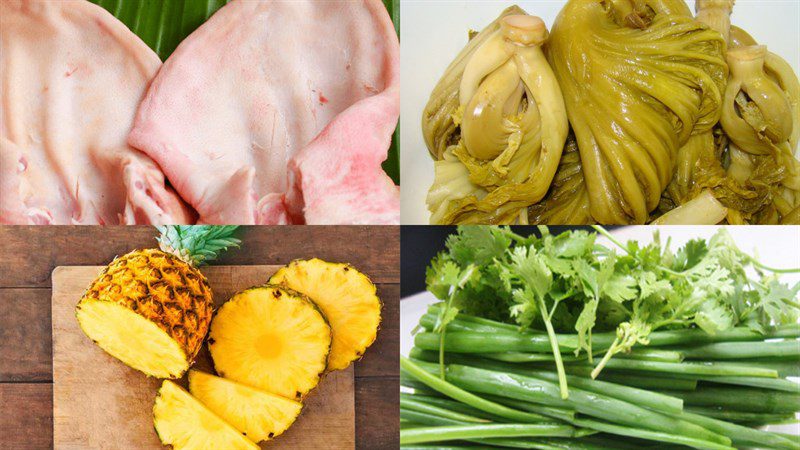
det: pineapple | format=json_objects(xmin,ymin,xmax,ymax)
[
  {"xmin": 76, "ymin": 226, "xmax": 240, "ymax": 378},
  {"xmin": 189, "ymin": 370, "xmax": 302, "ymax": 443},
  {"xmin": 153, "ymin": 380, "xmax": 257, "ymax": 450},
  {"xmin": 208, "ymin": 285, "xmax": 331, "ymax": 400},
  {"xmin": 270, "ymin": 258, "xmax": 381, "ymax": 371}
]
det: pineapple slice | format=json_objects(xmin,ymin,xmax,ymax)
[
  {"xmin": 270, "ymin": 259, "xmax": 381, "ymax": 371},
  {"xmin": 153, "ymin": 380, "xmax": 257, "ymax": 450},
  {"xmin": 189, "ymin": 370, "xmax": 302, "ymax": 443},
  {"xmin": 208, "ymin": 285, "xmax": 331, "ymax": 400}
]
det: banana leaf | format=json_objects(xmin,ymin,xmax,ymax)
[
  {"xmin": 91, "ymin": 0, "xmax": 400, "ymax": 184},
  {"xmin": 383, "ymin": 0, "xmax": 400, "ymax": 183}
]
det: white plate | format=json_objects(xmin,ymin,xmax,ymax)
[
  {"xmin": 400, "ymin": 226, "xmax": 800, "ymax": 434},
  {"xmin": 399, "ymin": 0, "xmax": 800, "ymax": 224}
]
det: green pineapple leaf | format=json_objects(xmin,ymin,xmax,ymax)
[{"xmin": 156, "ymin": 225, "xmax": 240, "ymax": 267}]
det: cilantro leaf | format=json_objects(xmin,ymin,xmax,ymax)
[
  {"xmin": 509, "ymin": 286, "xmax": 539, "ymax": 329},
  {"xmin": 548, "ymin": 229, "xmax": 596, "ymax": 258},
  {"xmin": 694, "ymin": 299, "xmax": 735, "ymax": 335},
  {"xmin": 754, "ymin": 279, "xmax": 800, "ymax": 327},
  {"xmin": 507, "ymin": 246, "xmax": 553, "ymax": 302},
  {"xmin": 447, "ymin": 226, "xmax": 513, "ymax": 267},
  {"xmin": 672, "ymin": 238, "xmax": 708, "ymax": 271},
  {"xmin": 636, "ymin": 272, "xmax": 671, "ymax": 300},
  {"xmin": 426, "ymin": 255, "xmax": 462, "ymax": 301}
]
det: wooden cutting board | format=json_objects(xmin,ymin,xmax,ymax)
[{"xmin": 52, "ymin": 265, "xmax": 355, "ymax": 450}]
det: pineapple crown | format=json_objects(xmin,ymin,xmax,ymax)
[{"xmin": 156, "ymin": 226, "xmax": 241, "ymax": 267}]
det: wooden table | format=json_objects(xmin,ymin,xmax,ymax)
[{"xmin": 0, "ymin": 226, "xmax": 399, "ymax": 450}]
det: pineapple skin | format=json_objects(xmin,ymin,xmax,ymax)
[{"xmin": 79, "ymin": 248, "xmax": 213, "ymax": 374}]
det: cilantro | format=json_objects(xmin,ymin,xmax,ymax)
[
  {"xmin": 446, "ymin": 226, "xmax": 513, "ymax": 267},
  {"xmin": 752, "ymin": 278, "xmax": 800, "ymax": 329},
  {"xmin": 427, "ymin": 258, "xmax": 476, "ymax": 379},
  {"xmin": 424, "ymin": 225, "xmax": 800, "ymax": 388},
  {"xmin": 426, "ymin": 256, "xmax": 462, "ymax": 301},
  {"xmin": 672, "ymin": 238, "xmax": 708, "ymax": 271},
  {"xmin": 499, "ymin": 244, "xmax": 569, "ymax": 398}
]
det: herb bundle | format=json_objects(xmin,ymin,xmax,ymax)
[{"xmin": 403, "ymin": 226, "xmax": 800, "ymax": 449}]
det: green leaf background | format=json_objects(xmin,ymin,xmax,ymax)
[{"xmin": 92, "ymin": 0, "xmax": 400, "ymax": 184}]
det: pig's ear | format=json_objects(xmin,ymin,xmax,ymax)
[
  {"xmin": 120, "ymin": 154, "xmax": 197, "ymax": 225},
  {"xmin": 287, "ymin": 85, "xmax": 400, "ymax": 226},
  {"xmin": 192, "ymin": 166, "xmax": 258, "ymax": 225},
  {"xmin": 256, "ymin": 193, "xmax": 292, "ymax": 225},
  {"xmin": 125, "ymin": 0, "xmax": 400, "ymax": 225}
]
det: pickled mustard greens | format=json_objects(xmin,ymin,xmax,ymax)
[
  {"xmin": 728, "ymin": 26, "xmax": 800, "ymax": 152},
  {"xmin": 423, "ymin": 6, "xmax": 523, "ymax": 161},
  {"xmin": 722, "ymin": 46, "xmax": 794, "ymax": 156},
  {"xmin": 547, "ymin": 0, "xmax": 727, "ymax": 224},
  {"xmin": 720, "ymin": 25, "xmax": 800, "ymax": 223},
  {"xmin": 527, "ymin": 136, "xmax": 593, "ymax": 225},
  {"xmin": 652, "ymin": 190, "xmax": 727, "ymax": 225},
  {"xmin": 695, "ymin": 0, "xmax": 734, "ymax": 43},
  {"xmin": 719, "ymin": 46, "xmax": 800, "ymax": 220},
  {"xmin": 663, "ymin": 133, "xmax": 719, "ymax": 207},
  {"xmin": 421, "ymin": 0, "xmax": 800, "ymax": 224},
  {"xmin": 659, "ymin": 1, "xmax": 735, "ymax": 219},
  {"xmin": 424, "ymin": 8, "xmax": 568, "ymax": 224},
  {"xmin": 721, "ymin": 45, "xmax": 800, "ymax": 218}
]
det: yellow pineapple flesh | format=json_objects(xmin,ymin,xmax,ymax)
[
  {"xmin": 76, "ymin": 249, "xmax": 213, "ymax": 378},
  {"xmin": 209, "ymin": 285, "xmax": 331, "ymax": 400},
  {"xmin": 189, "ymin": 370, "xmax": 302, "ymax": 443},
  {"xmin": 153, "ymin": 380, "xmax": 257, "ymax": 450},
  {"xmin": 270, "ymin": 258, "xmax": 382, "ymax": 371}
]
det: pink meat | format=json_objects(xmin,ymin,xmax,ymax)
[
  {"xmin": 0, "ymin": 0, "xmax": 193, "ymax": 225},
  {"xmin": 128, "ymin": 0, "xmax": 400, "ymax": 224}
]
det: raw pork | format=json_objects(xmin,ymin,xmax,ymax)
[
  {"xmin": 128, "ymin": 0, "xmax": 400, "ymax": 224},
  {"xmin": 0, "ymin": 0, "xmax": 193, "ymax": 224}
]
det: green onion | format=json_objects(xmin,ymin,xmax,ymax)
[
  {"xmin": 409, "ymin": 348, "xmax": 684, "ymax": 414},
  {"xmin": 688, "ymin": 375, "xmax": 800, "ymax": 392},
  {"xmin": 400, "ymin": 424, "xmax": 575, "ymax": 445},
  {"xmin": 401, "ymin": 393, "xmax": 512, "ymax": 422},
  {"xmin": 400, "ymin": 396, "xmax": 491, "ymax": 424},
  {"xmin": 661, "ymin": 387, "xmax": 800, "ymax": 414},
  {"xmin": 571, "ymin": 418, "xmax": 735, "ymax": 450},
  {"xmin": 411, "ymin": 360, "xmax": 730, "ymax": 445},
  {"xmin": 675, "ymin": 340, "xmax": 800, "ymax": 360},
  {"xmin": 671, "ymin": 410, "xmax": 800, "ymax": 450},
  {"xmin": 684, "ymin": 407, "xmax": 796, "ymax": 424},
  {"xmin": 400, "ymin": 356, "xmax": 557, "ymax": 424},
  {"xmin": 580, "ymin": 358, "xmax": 779, "ymax": 378}
]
